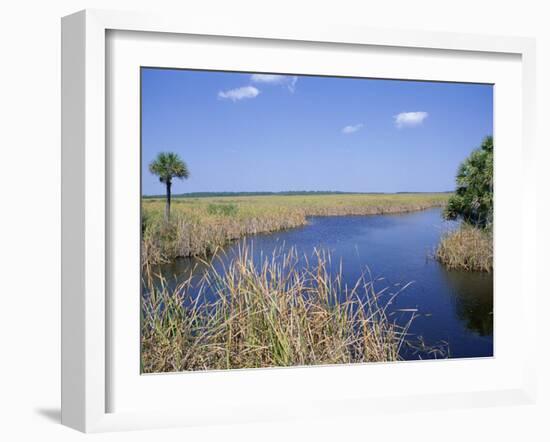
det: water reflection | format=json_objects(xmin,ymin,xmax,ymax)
[{"xmin": 441, "ymin": 268, "xmax": 493, "ymax": 336}]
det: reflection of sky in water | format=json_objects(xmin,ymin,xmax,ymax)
[{"xmin": 148, "ymin": 208, "xmax": 493, "ymax": 359}]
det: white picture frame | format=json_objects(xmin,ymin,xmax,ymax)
[{"xmin": 61, "ymin": 9, "xmax": 537, "ymax": 433}]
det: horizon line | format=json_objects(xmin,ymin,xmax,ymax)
[{"xmin": 142, "ymin": 190, "xmax": 454, "ymax": 197}]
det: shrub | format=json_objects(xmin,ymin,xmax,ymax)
[{"xmin": 444, "ymin": 136, "xmax": 493, "ymax": 228}]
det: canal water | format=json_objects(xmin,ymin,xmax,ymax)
[{"xmin": 152, "ymin": 208, "xmax": 493, "ymax": 360}]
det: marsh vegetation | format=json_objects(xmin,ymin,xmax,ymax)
[
  {"xmin": 141, "ymin": 193, "xmax": 449, "ymax": 266},
  {"xmin": 438, "ymin": 136, "xmax": 494, "ymax": 272},
  {"xmin": 436, "ymin": 225, "xmax": 493, "ymax": 272},
  {"xmin": 141, "ymin": 243, "xmax": 419, "ymax": 373}
]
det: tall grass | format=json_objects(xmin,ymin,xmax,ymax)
[
  {"xmin": 436, "ymin": 224, "xmax": 493, "ymax": 272},
  {"xmin": 141, "ymin": 243, "xmax": 418, "ymax": 372},
  {"xmin": 206, "ymin": 202, "xmax": 239, "ymax": 216},
  {"xmin": 142, "ymin": 193, "xmax": 449, "ymax": 265}
]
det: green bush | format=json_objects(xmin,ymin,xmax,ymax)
[
  {"xmin": 444, "ymin": 136, "xmax": 493, "ymax": 227},
  {"xmin": 207, "ymin": 203, "xmax": 238, "ymax": 216}
]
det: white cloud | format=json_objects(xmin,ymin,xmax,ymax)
[
  {"xmin": 342, "ymin": 123, "xmax": 364, "ymax": 134},
  {"xmin": 250, "ymin": 74, "xmax": 285, "ymax": 84},
  {"xmin": 251, "ymin": 74, "xmax": 298, "ymax": 92},
  {"xmin": 394, "ymin": 111, "xmax": 428, "ymax": 128},
  {"xmin": 218, "ymin": 86, "xmax": 260, "ymax": 102}
]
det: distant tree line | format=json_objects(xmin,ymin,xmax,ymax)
[{"xmin": 143, "ymin": 190, "xmax": 452, "ymax": 199}]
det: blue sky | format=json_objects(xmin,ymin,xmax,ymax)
[{"xmin": 141, "ymin": 68, "xmax": 493, "ymax": 195}]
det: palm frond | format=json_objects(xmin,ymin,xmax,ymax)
[{"xmin": 149, "ymin": 152, "xmax": 190, "ymax": 182}]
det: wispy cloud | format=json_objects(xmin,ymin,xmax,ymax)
[
  {"xmin": 342, "ymin": 123, "xmax": 364, "ymax": 134},
  {"xmin": 250, "ymin": 74, "xmax": 285, "ymax": 84},
  {"xmin": 394, "ymin": 111, "xmax": 428, "ymax": 128},
  {"xmin": 251, "ymin": 74, "xmax": 298, "ymax": 92},
  {"xmin": 218, "ymin": 86, "xmax": 260, "ymax": 102},
  {"xmin": 288, "ymin": 76, "xmax": 298, "ymax": 93}
]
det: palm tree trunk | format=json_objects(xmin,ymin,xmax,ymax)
[{"xmin": 165, "ymin": 180, "xmax": 171, "ymax": 221}]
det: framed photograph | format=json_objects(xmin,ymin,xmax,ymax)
[{"xmin": 61, "ymin": 9, "xmax": 537, "ymax": 432}]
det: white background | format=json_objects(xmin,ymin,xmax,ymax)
[
  {"xmin": 109, "ymin": 30, "xmax": 524, "ymax": 415},
  {"xmin": 0, "ymin": 0, "xmax": 548, "ymax": 441}
]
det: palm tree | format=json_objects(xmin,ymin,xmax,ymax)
[{"xmin": 149, "ymin": 152, "xmax": 190, "ymax": 221}]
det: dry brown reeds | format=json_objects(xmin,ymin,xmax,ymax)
[
  {"xmin": 141, "ymin": 193, "xmax": 449, "ymax": 265},
  {"xmin": 141, "ymin": 243, "xmax": 417, "ymax": 373},
  {"xmin": 436, "ymin": 224, "xmax": 493, "ymax": 272}
]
